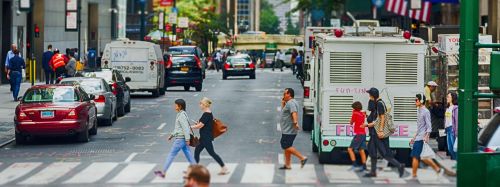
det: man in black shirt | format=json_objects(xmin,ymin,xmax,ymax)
[{"xmin": 6, "ymin": 49, "xmax": 25, "ymax": 101}]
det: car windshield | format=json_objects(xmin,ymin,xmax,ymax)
[
  {"xmin": 172, "ymin": 56, "xmax": 196, "ymax": 64},
  {"xmin": 168, "ymin": 47, "xmax": 195, "ymax": 55},
  {"xmin": 228, "ymin": 57, "xmax": 251, "ymax": 63},
  {"xmin": 61, "ymin": 80, "xmax": 104, "ymax": 94},
  {"xmin": 83, "ymin": 71, "xmax": 113, "ymax": 83},
  {"xmin": 23, "ymin": 87, "xmax": 78, "ymax": 103}
]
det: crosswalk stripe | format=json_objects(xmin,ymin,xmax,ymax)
[
  {"xmin": 373, "ymin": 169, "xmax": 406, "ymax": 184},
  {"xmin": 415, "ymin": 168, "xmax": 451, "ymax": 184},
  {"xmin": 206, "ymin": 163, "xmax": 237, "ymax": 183},
  {"xmin": 285, "ymin": 164, "xmax": 317, "ymax": 184},
  {"xmin": 278, "ymin": 154, "xmax": 284, "ymax": 165},
  {"xmin": 0, "ymin": 162, "xmax": 42, "ymax": 185},
  {"xmin": 241, "ymin": 163, "xmax": 274, "ymax": 184},
  {"xmin": 107, "ymin": 163, "xmax": 156, "ymax": 184},
  {"xmin": 324, "ymin": 165, "xmax": 361, "ymax": 184},
  {"xmin": 63, "ymin": 162, "xmax": 119, "ymax": 184},
  {"xmin": 151, "ymin": 162, "xmax": 190, "ymax": 183},
  {"xmin": 19, "ymin": 162, "xmax": 80, "ymax": 185}
]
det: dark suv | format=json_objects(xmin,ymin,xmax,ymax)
[
  {"xmin": 167, "ymin": 46, "xmax": 206, "ymax": 78},
  {"xmin": 165, "ymin": 55, "xmax": 203, "ymax": 91}
]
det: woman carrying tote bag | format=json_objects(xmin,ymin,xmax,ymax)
[
  {"xmin": 154, "ymin": 99, "xmax": 196, "ymax": 178},
  {"xmin": 191, "ymin": 97, "xmax": 229, "ymax": 175}
]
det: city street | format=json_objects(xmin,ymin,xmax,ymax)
[{"xmin": 0, "ymin": 70, "xmax": 455, "ymax": 187}]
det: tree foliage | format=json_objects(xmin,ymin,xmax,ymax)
[
  {"xmin": 282, "ymin": 0, "xmax": 345, "ymax": 26},
  {"xmin": 260, "ymin": 0, "xmax": 280, "ymax": 34},
  {"xmin": 285, "ymin": 15, "xmax": 300, "ymax": 35}
]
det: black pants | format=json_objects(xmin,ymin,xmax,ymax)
[
  {"xmin": 44, "ymin": 70, "xmax": 55, "ymax": 84},
  {"xmin": 194, "ymin": 140, "xmax": 225, "ymax": 167},
  {"xmin": 367, "ymin": 135, "xmax": 401, "ymax": 173},
  {"xmin": 296, "ymin": 64, "xmax": 303, "ymax": 79}
]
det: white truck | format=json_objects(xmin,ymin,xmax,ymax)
[
  {"xmin": 102, "ymin": 39, "xmax": 165, "ymax": 97},
  {"xmin": 312, "ymin": 29, "xmax": 427, "ymax": 164},
  {"xmin": 303, "ymin": 27, "xmax": 339, "ymax": 131}
]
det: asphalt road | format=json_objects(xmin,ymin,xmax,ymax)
[{"xmin": 0, "ymin": 69, "xmax": 455, "ymax": 187}]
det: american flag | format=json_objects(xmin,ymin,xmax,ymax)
[{"xmin": 385, "ymin": 0, "xmax": 432, "ymax": 23}]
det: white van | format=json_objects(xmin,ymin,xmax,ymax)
[{"xmin": 102, "ymin": 39, "xmax": 165, "ymax": 97}]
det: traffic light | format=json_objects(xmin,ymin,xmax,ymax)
[{"xmin": 34, "ymin": 24, "xmax": 40, "ymax": 38}]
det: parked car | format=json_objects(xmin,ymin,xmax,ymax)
[
  {"xmin": 14, "ymin": 85, "xmax": 98, "ymax": 144},
  {"xmin": 167, "ymin": 46, "xmax": 206, "ymax": 78},
  {"xmin": 222, "ymin": 54, "xmax": 256, "ymax": 79},
  {"xmin": 60, "ymin": 77, "xmax": 117, "ymax": 126},
  {"xmin": 164, "ymin": 54, "xmax": 204, "ymax": 91},
  {"xmin": 478, "ymin": 107, "xmax": 500, "ymax": 153},
  {"xmin": 82, "ymin": 69, "xmax": 131, "ymax": 116}
]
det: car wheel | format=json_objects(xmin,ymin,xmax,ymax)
[
  {"xmin": 77, "ymin": 123, "xmax": 90, "ymax": 143},
  {"xmin": 15, "ymin": 132, "xmax": 27, "ymax": 145},
  {"xmin": 89, "ymin": 118, "xmax": 98, "ymax": 135},
  {"xmin": 302, "ymin": 113, "xmax": 313, "ymax": 131},
  {"xmin": 249, "ymin": 73, "xmax": 256, "ymax": 79},
  {"xmin": 184, "ymin": 86, "xmax": 190, "ymax": 91},
  {"xmin": 312, "ymin": 141, "xmax": 318, "ymax": 152},
  {"xmin": 124, "ymin": 98, "xmax": 131, "ymax": 113},
  {"xmin": 113, "ymin": 106, "xmax": 118, "ymax": 121},
  {"xmin": 159, "ymin": 87, "xmax": 166, "ymax": 95},
  {"xmin": 152, "ymin": 89, "xmax": 160, "ymax": 97},
  {"xmin": 195, "ymin": 84, "xmax": 202, "ymax": 92},
  {"xmin": 117, "ymin": 103, "xmax": 125, "ymax": 117}
]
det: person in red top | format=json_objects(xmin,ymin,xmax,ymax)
[
  {"xmin": 347, "ymin": 101, "xmax": 367, "ymax": 171},
  {"xmin": 49, "ymin": 48, "xmax": 69, "ymax": 80}
]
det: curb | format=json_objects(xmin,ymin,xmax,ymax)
[{"xmin": 0, "ymin": 138, "xmax": 14, "ymax": 148}]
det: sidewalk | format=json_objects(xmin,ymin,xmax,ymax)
[{"xmin": 0, "ymin": 82, "xmax": 42, "ymax": 146}]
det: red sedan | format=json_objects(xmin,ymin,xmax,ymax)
[{"xmin": 14, "ymin": 85, "xmax": 98, "ymax": 144}]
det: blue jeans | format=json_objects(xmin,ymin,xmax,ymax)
[
  {"xmin": 162, "ymin": 138, "xmax": 195, "ymax": 172},
  {"xmin": 10, "ymin": 71, "xmax": 22, "ymax": 100},
  {"xmin": 446, "ymin": 126, "xmax": 457, "ymax": 160}
]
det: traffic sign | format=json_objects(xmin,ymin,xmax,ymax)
[
  {"xmin": 169, "ymin": 13, "xmax": 177, "ymax": 24},
  {"xmin": 178, "ymin": 17, "xmax": 189, "ymax": 28}
]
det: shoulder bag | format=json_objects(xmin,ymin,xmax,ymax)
[
  {"xmin": 374, "ymin": 100, "xmax": 396, "ymax": 138},
  {"xmin": 212, "ymin": 118, "xmax": 228, "ymax": 138},
  {"xmin": 183, "ymin": 112, "xmax": 200, "ymax": 147}
]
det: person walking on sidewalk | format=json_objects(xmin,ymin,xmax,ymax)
[
  {"xmin": 191, "ymin": 97, "xmax": 229, "ymax": 175},
  {"xmin": 279, "ymin": 88, "xmax": 308, "ymax": 170},
  {"xmin": 445, "ymin": 92, "xmax": 458, "ymax": 160},
  {"xmin": 408, "ymin": 94, "xmax": 444, "ymax": 180},
  {"xmin": 184, "ymin": 164, "xmax": 211, "ymax": 187},
  {"xmin": 42, "ymin": 45, "xmax": 55, "ymax": 84},
  {"xmin": 4, "ymin": 43, "xmax": 17, "ymax": 92},
  {"xmin": 155, "ymin": 99, "xmax": 196, "ymax": 178},
  {"xmin": 363, "ymin": 88, "xmax": 405, "ymax": 178},
  {"xmin": 347, "ymin": 101, "xmax": 367, "ymax": 171},
  {"xmin": 6, "ymin": 49, "xmax": 25, "ymax": 101}
]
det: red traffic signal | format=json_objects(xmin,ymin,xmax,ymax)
[{"xmin": 34, "ymin": 24, "xmax": 40, "ymax": 38}]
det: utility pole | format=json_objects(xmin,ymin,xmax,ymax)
[
  {"xmin": 77, "ymin": 0, "xmax": 81, "ymax": 61},
  {"xmin": 172, "ymin": 0, "xmax": 177, "ymax": 36},
  {"xmin": 139, "ymin": 0, "xmax": 146, "ymax": 40}
]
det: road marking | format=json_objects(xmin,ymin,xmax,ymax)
[
  {"xmin": 107, "ymin": 163, "xmax": 156, "ymax": 183},
  {"xmin": 0, "ymin": 162, "xmax": 42, "ymax": 185},
  {"xmin": 324, "ymin": 165, "xmax": 361, "ymax": 184},
  {"xmin": 200, "ymin": 155, "xmax": 212, "ymax": 159},
  {"xmin": 19, "ymin": 162, "xmax": 80, "ymax": 185},
  {"xmin": 277, "ymin": 106, "xmax": 281, "ymax": 112},
  {"xmin": 203, "ymin": 89, "xmax": 208, "ymax": 92},
  {"xmin": 157, "ymin": 123, "xmax": 167, "ymax": 130},
  {"xmin": 278, "ymin": 154, "xmax": 284, "ymax": 165},
  {"xmin": 151, "ymin": 162, "xmax": 190, "ymax": 183},
  {"xmin": 373, "ymin": 169, "xmax": 406, "ymax": 184},
  {"xmin": 285, "ymin": 164, "xmax": 317, "ymax": 184},
  {"xmin": 64, "ymin": 162, "xmax": 118, "ymax": 184},
  {"xmin": 193, "ymin": 94, "xmax": 199, "ymax": 97},
  {"xmin": 206, "ymin": 163, "xmax": 237, "ymax": 183},
  {"xmin": 124, "ymin": 153, "xmax": 138, "ymax": 163},
  {"xmin": 211, "ymin": 84, "xmax": 216, "ymax": 87},
  {"xmin": 241, "ymin": 163, "xmax": 274, "ymax": 184},
  {"xmin": 277, "ymin": 123, "xmax": 281, "ymax": 132}
]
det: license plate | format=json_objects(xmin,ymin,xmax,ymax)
[
  {"xmin": 235, "ymin": 65, "xmax": 244, "ymax": 69},
  {"xmin": 181, "ymin": 67, "xmax": 189, "ymax": 72},
  {"xmin": 41, "ymin": 111, "xmax": 54, "ymax": 118}
]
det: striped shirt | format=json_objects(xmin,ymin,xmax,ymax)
[{"xmin": 415, "ymin": 106, "xmax": 432, "ymax": 141}]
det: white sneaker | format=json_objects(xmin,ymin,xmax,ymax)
[{"xmin": 436, "ymin": 168, "xmax": 445, "ymax": 180}]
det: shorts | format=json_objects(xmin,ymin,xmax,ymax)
[
  {"xmin": 410, "ymin": 140, "xmax": 424, "ymax": 159},
  {"xmin": 280, "ymin": 134, "xmax": 297, "ymax": 149},
  {"xmin": 349, "ymin": 134, "xmax": 367, "ymax": 150}
]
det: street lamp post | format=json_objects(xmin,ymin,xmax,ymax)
[{"xmin": 140, "ymin": 0, "xmax": 146, "ymax": 40}]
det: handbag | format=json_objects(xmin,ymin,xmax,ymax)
[
  {"xmin": 421, "ymin": 142, "xmax": 436, "ymax": 159},
  {"xmin": 183, "ymin": 112, "xmax": 200, "ymax": 147},
  {"xmin": 212, "ymin": 118, "xmax": 228, "ymax": 138},
  {"xmin": 374, "ymin": 100, "xmax": 396, "ymax": 138}
]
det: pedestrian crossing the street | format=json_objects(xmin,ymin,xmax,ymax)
[{"xmin": 0, "ymin": 161, "xmax": 454, "ymax": 186}]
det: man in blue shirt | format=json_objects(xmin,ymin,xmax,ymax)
[
  {"xmin": 42, "ymin": 45, "xmax": 55, "ymax": 84},
  {"xmin": 6, "ymin": 49, "xmax": 25, "ymax": 101},
  {"xmin": 4, "ymin": 44, "xmax": 17, "ymax": 92},
  {"xmin": 295, "ymin": 51, "xmax": 304, "ymax": 80}
]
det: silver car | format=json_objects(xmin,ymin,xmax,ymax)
[{"xmin": 60, "ymin": 77, "xmax": 117, "ymax": 126}]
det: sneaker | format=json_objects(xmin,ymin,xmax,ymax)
[
  {"xmin": 154, "ymin": 170, "xmax": 165, "ymax": 178},
  {"xmin": 363, "ymin": 172, "xmax": 377, "ymax": 178},
  {"xmin": 436, "ymin": 168, "xmax": 445, "ymax": 178},
  {"xmin": 218, "ymin": 167, "xmax": 229, "ymax": 175},
  {"xmin": 300, "ymin": 157, "xmax": 308, "ymax": 168},
  {"xmin": 348, "ymin": 165, "xmax": 358, "ymax": 171},
  {"xmin": 278, "ymin": 165, "xmax": 291, "ymax": 170},
  {"xmin": 356, "ymin": 164, "xmax": 367, "ymax": 172},
  {"xmin": 398, "ymin": 163, "xmax": 405, "ymax": 178}
]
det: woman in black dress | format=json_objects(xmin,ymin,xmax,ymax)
[{"xmin": 191, "ymin": 97, "xmax": 228, "ymax": 175}]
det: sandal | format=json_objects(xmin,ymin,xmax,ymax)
[
  {"xmin": 300, "ymin": 158, "xmax": 308, "ymax": 168},
  {"xmin": 278, "ymin": 165, "xmax": 291, "ymax": 170}
]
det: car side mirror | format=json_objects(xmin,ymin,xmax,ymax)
[{"xmin": 125, "ymin": 77, "xmax": 131, "ymax": 82}]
